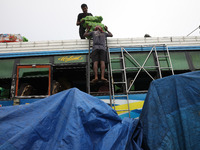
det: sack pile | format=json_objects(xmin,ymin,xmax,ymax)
[{"xmin": 81, "ymin": 16, "xmax": 105, "ymax": 32}]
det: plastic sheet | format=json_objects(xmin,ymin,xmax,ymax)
[
  {"xmin": 140, "ymin": 71, "xmax": 200, "ymax": 150},
  {"xmin": 0, "ymin": 88, "xmax": 142, "ymax": 150}
]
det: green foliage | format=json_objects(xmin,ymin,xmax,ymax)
[
  {"xmin": 81, "ymin": 16, "xmax": 105, "ymax": 32},
  {"xmin": 23, "ymin": 36, "xmax": 28, "ymax": 42},
  {"xmin": 82, "ymin": 16, "xmax": 103, "ymax": 25}
]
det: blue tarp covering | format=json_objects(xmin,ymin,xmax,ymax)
[
  {"xmin": 0, "ymin": 88, "xmax": 142, "ymax": 150},
  {"xmin": 0, "ymin": 101, "xmax": 13, "ymax": 107},
  {"xmin": 140, "ymin": 71, "xmax": 200, "ymax": 150}
]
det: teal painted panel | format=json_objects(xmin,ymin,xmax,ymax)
[{"xmin": 0, "ymin": 59, "xmax": 14, "ymax": 78}]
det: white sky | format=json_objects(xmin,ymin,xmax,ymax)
[{"xmin": 1, "ymin": 0, "xmax": 200, "ymax": 41}]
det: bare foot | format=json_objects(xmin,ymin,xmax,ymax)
[
  {"xmin": 101, "ymin": 78, "xmax": 108, "ymax": 82},
  {"xmin": 90, "ymin": 78, "xmax": 98, "ymax": 84}
]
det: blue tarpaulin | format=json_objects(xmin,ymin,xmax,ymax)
[
  {"xmin": 0, "ymin": 88, "xmax": 142, "ymax": 150},
  {"xmin": 140, "ymin": 71, "xmax": 200, "ymax": 150}
]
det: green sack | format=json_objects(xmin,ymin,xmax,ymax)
[{"xmin": 81, "ymin": 16, "xmax": 105, "ymax": 32}]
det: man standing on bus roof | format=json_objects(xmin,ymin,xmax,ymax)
[
  {"xmin": 76, "ymin": 4, "xmax": 93, "ymax": 39},
  {"xmin": 84, "ymin": 25, "xmax": 113, "ymax": 83}
]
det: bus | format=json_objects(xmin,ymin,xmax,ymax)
[{"xmin": 0, "ymin": 36, "xmax": 200, "ymax": 118}]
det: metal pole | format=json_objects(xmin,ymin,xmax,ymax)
[{"xmin": 187, "ymin": 25, "xmax": 200, "ymax": 36}]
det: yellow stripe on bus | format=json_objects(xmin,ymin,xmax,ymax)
[{"xmin": 112, "ymin": 101, "xmax": 144, "ymax": 115}]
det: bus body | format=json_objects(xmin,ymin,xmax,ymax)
[{"xmin": 1, "ymin": 36, "xmax": 200, "ymax": 118}]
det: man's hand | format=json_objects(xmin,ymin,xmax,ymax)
[
  {"xmin": 86, "ymin": 24, "xmax": 91, "ymax": 30},
  {"xmin": 83, "ymin": 25, "xmax": 91, "ymax": 37},
  {"xmin": 76, "ymin": 19, "xmax": 85, "ymax": 26},
  {"xmin": 104, "ymin": 26, "xmax": 108, "ymax": 31},
  {"xmin": 81, "ymin": 19, "xmax": 85, "ymax": 24},
  {"xmin": 104, "ymin": 26, "xmax": 113, "ymax": 37}
]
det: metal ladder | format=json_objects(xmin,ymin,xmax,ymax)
[
  {"xmin": 108, "ymin": 47, "xmax": 130, "ymax": 117},
  {"xmin": 87, "ymin": 39, "xmax": 113, "ymax": 106},
  {"xmin": 126, "ymin": 44, "xmax": 174, "ymax": 92},
  {"xmin": 154, "ymin": 44, "xmax": 174, "ymax": 78},
  {"xmin": 107, "ymin": 44, "xmax": 174, "ymax": 117},
  {"xmin": 87, "ymin": 39, "xmax": 93, "ymax": 94}
]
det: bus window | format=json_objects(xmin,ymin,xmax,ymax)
[
  {"xmin": 52, "ymin": 65, "xmax": 87, "ymax": 93},
  {"xmin": 15, "ymin": 65, "xmax": 51, "ymax": 97},
  {"xmin": 0, "ymin": 79, "xmax": 11, "ymax": 99}
]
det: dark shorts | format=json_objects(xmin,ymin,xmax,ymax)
[{"xmin": 90, "ymin": 49, "xmax": 107, "ymax": 62}]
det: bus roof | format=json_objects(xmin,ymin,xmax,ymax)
[{"xmin": 0, "ymin": 36, "xmax": 200, "ymax": 58}]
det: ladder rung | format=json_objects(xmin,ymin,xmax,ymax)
[
  {"xmin": 160, "ymin": 67, "xmax": 172, "ymax": 69},
  {"xmin": 113, "ymin": 82, "xmax": 126, "ymax": 84},
  {"xmin": 143, "ymin": 66, "xmax": 157, "ymax": 68},
  {"xmin": 128, "ymin": 90, "xmax": 148, "ymax": 94},
  {"xmin": 126, "ymin": 67, "xmax": 140, "ymax": 69},
  {"xmin": 126, "ymin": 66, "xmax": 161, "ymax": 69},
  {"xmin": 112, "ymin": 69, "xmax": 125, "ymax": 71},
  {"xmin": 113, "ymin": 95, "xmax": 128, "ymax": 98},
  {"xmin": 115, "ymin": 110, "xmax": 130, "ymax": 112},
  {"xmin": 110, "ymin": 57, "xmax": 123, "ymax": 60},
  {"xmin": 141, "ymin": 66, "xmax": 171, "ymax": 68}
]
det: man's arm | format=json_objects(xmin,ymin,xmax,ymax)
[
  {"xmin": 83, "ymin": 26, "xmax": 91, "ymax": 37},
  {"xmin": 76, "ymin": 19, "xmax": 84, "ymax": 26},
  {"xmin": 105, "ymin": 26, "xmax": 113, "ymax": 37},
  {"xmin": 76, "ymin": 14, "xmax": 84, "ymax": 26},
  {"xmin": 76, "ymin": 13, "xmax": 93, "ymax": 26}
]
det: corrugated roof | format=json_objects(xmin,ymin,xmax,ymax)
[{"xmin": 0, "ymin": 36, "xmax": 200, "ymax": 58}]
